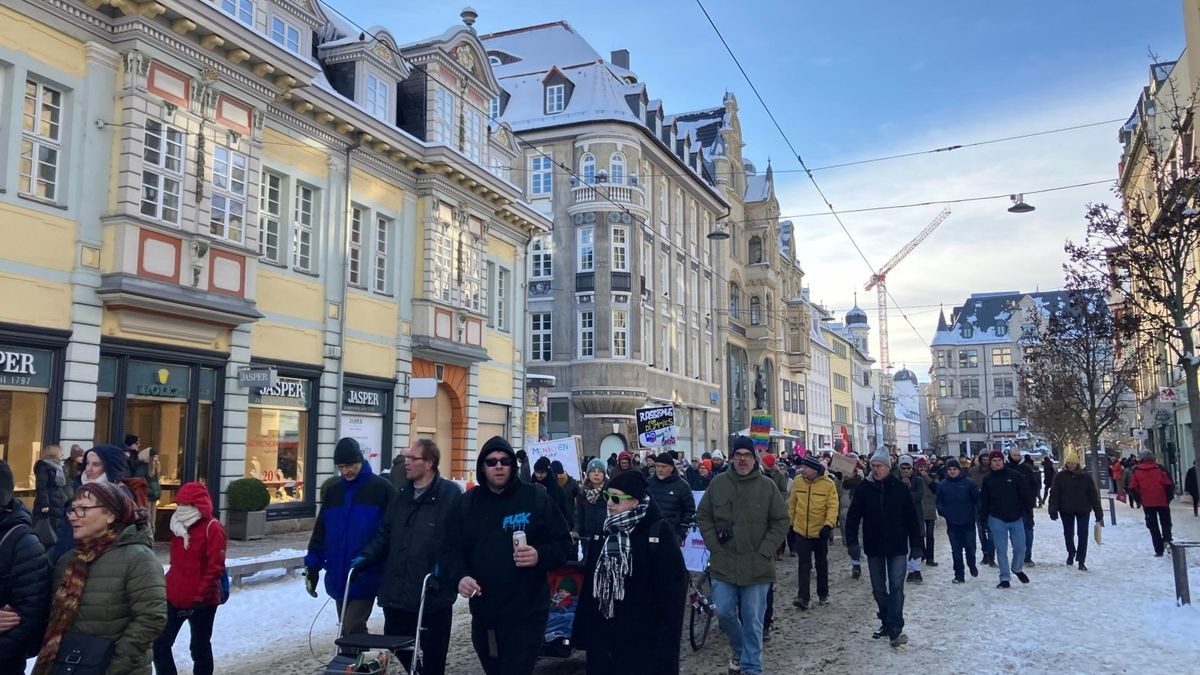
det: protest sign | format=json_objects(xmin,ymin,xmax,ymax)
[{"xmin": 637, "ymin": 405, "xmax": 677, "ymax": 448}]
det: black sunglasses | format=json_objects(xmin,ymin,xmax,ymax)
[
  {"xmin": 483, "ymin": 457, "xmax": 514, "ymax": 467},
  {"xmin": 602, "ymin": 490, "xmax": 636, "ymax": 505}
]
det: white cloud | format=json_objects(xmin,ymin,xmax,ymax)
[{"xmin": 773, "ymin": 81, "xmax": 1143, "ymax": 377}]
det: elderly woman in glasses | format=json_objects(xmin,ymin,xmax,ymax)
[
  {"xmin": 574, "ymin": 471, "xmax": 687, "ymax": 674},
  {"xmin": 32, "ymin": 481, "xmax": 165, "ymax": 675}
]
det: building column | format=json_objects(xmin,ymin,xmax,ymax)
[{"xmin": 219, "ymin": 325, "xmax": 252, "ymax": 501}]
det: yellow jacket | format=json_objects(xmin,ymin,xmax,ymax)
[{"xmin": 787, "ymin": 472, "xmax": 840, "ymax": 538}]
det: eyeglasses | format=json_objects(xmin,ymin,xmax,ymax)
[
  {"xmin": 732, "ymin": 451, "xmax": 755, "ymax": 460},
  {"xmin": 899, "ymin": 466, "xmax": 913, "ymax": 470},
  {"xmin": 602, "ymin": 490, "xmax": 636, "ymax": 505},
  {"xmin": 67, "ymin": 505, "xmax": 105, "ymax": 519},
  {"xmin": 403, "ymin": 454, "xmax": 427, "ymax": 463},
  {"xmin": 483, "ymin": 457, "xmax": 514, "ymax": 468}
]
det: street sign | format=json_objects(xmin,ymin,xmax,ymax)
[
  {"xmin": 237, "ymin": 366, "xmax": 277, "ymax": 388},
  {"xmin": 1132, "ymin": 428, "xmax": 1149, "ymax": 440},
  {"xmin": 1159, "ymin": 386, "xmax": 1179, "ymax": 403}
]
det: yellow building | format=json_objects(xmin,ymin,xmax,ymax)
[
  {"xmin": 824, "ymin": 327, "xmax": 854, "ymax": 447},
  {"xmin": 0, "ymin": 1, "xmax": 547, "ymax": 529}
]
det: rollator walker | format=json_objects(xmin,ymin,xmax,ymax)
[{"xmin": 323, "ymin": 569, "xmax": 433, "ymax": 675}]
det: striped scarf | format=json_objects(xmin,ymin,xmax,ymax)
[
  {"xmin": 32, "ymin": 530, "xmax": 119, "ymax": 675},
  {"xmin": 593, "ymin": 502, "xmax": 649, "ymax": 619}
]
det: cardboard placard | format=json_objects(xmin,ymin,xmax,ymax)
[
  {"xmin": 526, "ymin": 436, "xmax": 582, "ymax": 479},
  {"xmin": 828, "ymin": 451, "xmax": 858, "ymax": 476},
  {"xmin": 682, "ymin": 491, "xmax": 710, "ymax": 572}
]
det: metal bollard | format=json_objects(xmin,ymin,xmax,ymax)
[
  {"xmin": 1108, "ymin": 497, "xmax": 1117, "ymax": 525},
  {"xmin": 1171, "ymin": 543, "xmax": 1191, "ymax": 606}
]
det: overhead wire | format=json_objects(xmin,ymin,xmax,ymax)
[{"xmin": 693, "ymin": 0, "xmax": 932, "ymax": 357}]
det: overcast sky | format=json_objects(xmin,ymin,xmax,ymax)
[{"xmin": 339, "ymin": 0, "xmax": 1184, "ymax": 377}]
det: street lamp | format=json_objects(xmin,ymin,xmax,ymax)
[
  {"xmin": 707, "ymin": 219, "xmax": 730, "ymax": 240},
  {"xmin": 1007, "ymin": 194, "xmax": 1035, "ymax": 214}
]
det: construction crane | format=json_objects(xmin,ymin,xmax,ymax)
[{"xmin": 864, "ymin": 207, "xmax": 951, "ymax": 373}]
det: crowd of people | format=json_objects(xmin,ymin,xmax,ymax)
[{"xmin": 0, "ymin": 430, "xmax": 1187, "ymax": 675}]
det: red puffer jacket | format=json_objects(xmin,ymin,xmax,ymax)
[
  {"xmin": 1128, "ymin": 461, "xmax": 1175, "ymax": 508},
  {"xmin": 165, "ymin": 482, "xmax": 227, "ymax": 608}
]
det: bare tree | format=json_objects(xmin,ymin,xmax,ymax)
[{"xmin": 1014, "ymin": 285, "xmax": 1138, "ymax": 487}]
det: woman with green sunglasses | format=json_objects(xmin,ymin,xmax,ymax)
[{"xmin": 573, "ymin": 471, "xmax": 687, "ymax": 673}]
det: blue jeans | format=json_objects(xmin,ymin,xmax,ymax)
[
  {"xmin": 988, "ymin": 516, "xmax": 1026, "ymax": 581},
  {"xmin": 1024, "ymin": 520, "xmax": 1035, "ymax": 561},
  {"xmin": 866, "ymin": 554, "xmax": 907, "ymax": 638},
  {"xmin": 945, "ymin": 523, "xmax": 977, "ymax": 577},
  {"xmin": 711, "ymin": 579, "xmax": 770, "ymax": 674}
]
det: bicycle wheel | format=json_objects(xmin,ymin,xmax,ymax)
[{"xmin": 689, "ymin": 573, "xmax": 713, "ymax": 651}]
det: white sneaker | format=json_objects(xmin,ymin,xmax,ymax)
[{"xmin": 728, "ymin": 658, "xmax": 742, "ymax": 672}]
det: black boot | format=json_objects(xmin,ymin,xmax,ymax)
[
  {"xmin": 1066, "ymin": 553, "xmax": 1074, "ymax": 566},
  {"xmin": 851, "ymin": 565, "xmax": 861, "ymax": 579},
  {"xmin": 872, "ymin": 625, "xmax": 889, "ymax": 639}
]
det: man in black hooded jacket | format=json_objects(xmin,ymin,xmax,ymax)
[{"xmin": 442, "ymin": 436, "xmax": 572, "ymax": 675}]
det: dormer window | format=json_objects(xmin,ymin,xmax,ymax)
[
  {"xmin": 546, "ymin": 84, "xmax": 565, "ymax": 114},
  {"xmin": 365, "ymin": 74, "xmax": 389, "ymax": 121},
  {"xmin": 270, "ymin": 16, "xmax": 301, "ymax": 54},
  {"xmin": 489, "ymin": 95, "xmax": 500, "ymax": 121},
  {"xmin": 995, "ymin": 321, "xmax": 1008, "ymax": 337},
  {"xmin": 221, "ymin": 0, "xmax": 254, "ymax": 27},
  {"xmin": 961, "ymin": 325, "xmax": 974, "ymax": 339},
  {"xmin": 489, "ymin": 55, "xmax": 502, "ymax": 67}
]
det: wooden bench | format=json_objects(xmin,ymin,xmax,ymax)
[{"xmin": 227, "ymin": 554, "xmax": 308, "ymax": 588}]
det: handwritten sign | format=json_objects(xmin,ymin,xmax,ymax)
[
  {"xmin": 637, "ymin": 405, "xmax": 677, "ymax": 448},
  {"xmin": 750, "ymin": 410, "xmax": 772, "ymax": 452},
  {"xmin": 828, "ymin": 451, "xmax": 858, "ymax": 476},
  {"xmin": 526, "ymin": 436, "xmax": 582, "ymax": 479}
]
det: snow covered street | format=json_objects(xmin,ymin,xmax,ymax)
[{"xmin": 160, "ymin": 501, "xmax": 1200, "ymax": 674}]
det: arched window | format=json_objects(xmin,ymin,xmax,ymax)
[
  {"xmin": 488, "ymin": 55, "xmax": 502, "ymax": 66},
  {"xmin": 749, "ymin": 236, "xmax": 763, "ymax": 264},
  {"xmin": 991, "ymin": 409, "xmax": 1019, "ymax": 433},
  {"xmin": 610, "ymin": 153, "xmax": 625, "ymax": 184},
  {"xmin": 729, "ymin": 282, "xmax": 741, "ymax": 317},
  {"xmin": 958, "ymin": 410, "xmax": 987, "ymax": 434},
  {"xmin": 580, "ymin": 153, "xmax": 596, "ymax": 184},
  {"xmin": 750, "ymin": 296, "xmax": 762, "ymax": 325}
]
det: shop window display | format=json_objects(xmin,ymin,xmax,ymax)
[{"xmin": 247, "ymin": 377, "xmax": 310, "ymax": 504}]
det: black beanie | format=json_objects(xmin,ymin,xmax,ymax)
[
  {"xmin": 731, "ymin": 435, "xmax": 755, "ymax": 454},
  {"xmin": 0, "ymin": 461, "xmax": 12, "ymax": 505},
  {"xmin": 654, "ymin": 451, "xmax": 675, "ymax": 465},
  {"xmin": 334, "ymin": 437, "xmax": 363, "ymax": 465},
  {"xmin": 606, "ymin": 470, "xmax": 647, "ymax": 502},
  {"xmin": 533, "ymin": 456, "xmax": 552, "ymax": 472},
  {"xmin": 124, "ymin": 434, "xmax": 139, "ymax": 447}
]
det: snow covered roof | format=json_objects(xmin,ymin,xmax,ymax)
[
  {"xmin": 481, "ymin": 22, "xmax": 602, "ymax": 79},
  {"xmin": 745, "ymin": 173, "xmax": 771, "ymax": 202},
  {"xmin": 490, "ymin": 61, "xmax": 642, "ymax": 132},
  {"xmin": 931, "ymin": 289, "xmax": 1074, "ymax": 346}
]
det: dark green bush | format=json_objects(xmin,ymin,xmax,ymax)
[{"xmin": 226, "ymin": 477, "xmax": 270, "ymax": 511}]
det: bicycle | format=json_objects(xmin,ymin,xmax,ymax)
[{"xmin": 687, "ymin": 567, "xmax": 714, "ymax": 651}]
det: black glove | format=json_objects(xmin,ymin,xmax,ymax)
[
  {"xmin": 1049, "ymin": 512, "xmax": 1058, "ymax": 521},
  {"xmin": 819, "ymin": 525, "xmax": 833, "ymax": 542},
  {"xmin": 304, "ymin": 567, "xmax": 319, "ymax": 598}
]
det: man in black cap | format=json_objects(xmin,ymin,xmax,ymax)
[
  {"xmin": 304, "ymin": 437, "xmax": 395, "ymax": 635},
  {"xmin": 442, "ymin": 436, "xmax": 572, "ymax": 675},
  {"xmin": 645, "ymin": 451, "xmax": 695, "ymax": 542}
]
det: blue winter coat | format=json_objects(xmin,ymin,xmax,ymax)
[
  {"xmin": 304, "ymin": 462, "xmax": 395, "ymax": 601},
  {"xmin": 936, "ymin": 473, "xmax": 980, "ymax": 526}
]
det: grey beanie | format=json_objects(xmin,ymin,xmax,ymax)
[
  {"xmin": 898, "ymin": 454, "xmax": 915, "ymax": 467},
  {"xmin": 1139, "ymin": 449, "xmax": 1155, "ymax": 461},
  {"xmin": 870, "ymin": 447, "xmax": 892, "ymax": 468}
]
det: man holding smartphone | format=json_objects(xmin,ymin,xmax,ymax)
[{"xmin": 442, "ymin": 436, "xmax": 572, "ymax": 675}]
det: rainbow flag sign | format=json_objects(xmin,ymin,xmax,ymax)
[{"xmin": 750, "ymin": 410, "xmax": 772, "ymax": 452}]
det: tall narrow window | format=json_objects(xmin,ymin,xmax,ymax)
[
  {"xmin": 293, "ymin": 184, "xmax": 316, "ymax": 271},
  {"xmin": 270, "ymin": 16, "xmax": 301, "ymax": 54},
  {"xmin": 641, "ymin": 239, "xmax": 653, "ymax": 289},
  {"xmin": 578, "ymin": 227, "xmax": 594, "ymax": 272},
  {"xmin": 365, "ymin": 74, "xmax": 389, "ymax": 121},
  {"xmin": 140, "ymin": 119, "xmax": 184, "ymax": 223},
  {"xmin": 642, "ymin": 311, "xmax": 653, "ymax": 362},
  {"xmin": 579, "ymin": 311, "xmax": 594, "ymax": 357},
  {"xmin": 489, "ymin": 95, "xmax": 501, "ymax": 120},
  {"xmin": 613, "ymin": 309, "xmax": 628, "ymax": 358},
  {"xmin": 258, "ymin": 171, "xmax": 282, "ymax": 263},
  {"xmin": 546, "ymin": 84, "xmax": 565, "ymax": 114},
  {"xmin": 434, "ymin": 228, "xmax": 454, "ymax": 302},
  {"xmin": 495, "ymin": 267, "xmax": 509, "ymax": 331},
  {"xmin": 434, "ymin": 88, "xmax": 456, "ymax": 146},
  {"xmin": 611, "ymin": 226, "xmax": 628, "ymax": 272},
  {"xmin": 373, "ymin": 216, "xmax": 390, "ymax": 294},
  {"xmin": 530, "ymin": 234, "xmax": 552, "ymax": 278},
  {"xmin": 610, "ymin": 153, "xmax": 625, "ymax": 184},
  {"xmin": 211, "ymin": 146, "xmax": 247, "ymax": 242},
  {"xmin": 702, "ymin": 212, "xmax": 711, "ymax": 265},
  {"xmin": 673, "ymin": 191, "xmax": 683, "ymax": 247},
  {"xmin": 348, "ymin": 206, "xmax": 364, "ymax": 287},
  {"xmin": 20, "ymin": 80, "xmax": 62, "ymax": 201},
  {"xmin": 464, "ymin": 109, "xmax": 484, "ymax": 163},
  {"xmin": 580, "ymin": 153, "xmax": 596, "ymax": 184},
  {"xmin": 530, "ymin": 313, "xmax": 552, "ymax": 361},
  {"xmin": 531, "ymin": 155, "xmax": 553, "ymax": 196},
  {"xmin": 688, "ymin": 203, "xmax": 698, "ymax": 257}
]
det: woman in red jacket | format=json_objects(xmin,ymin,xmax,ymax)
[{"xmin": 153, "ymin": 482, "xmax": 226, "ymax": 675}]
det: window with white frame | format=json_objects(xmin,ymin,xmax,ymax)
[
  {"xmin": 611, "ymin": 226, "xmax": 628, "ymax": 272},
  {"xmin": 20, "ymin": 80, "xmax": 63, "ymax": 201},
  {"xmin": 270, "ymin": 16, "xmax": 301, "ymax": 54},
  {"xmin": 674, "ymin": 260, "xmax": 684, "ymax": 310},
  {"xmin": 530, "ymin": 313, "xmax": 552, "ymax": 361},
  {"xmin": 610, "ymin": 153, "xmax": 625, "ymax": 184},
  {"xmin": 580, "ymin": 153, "xmax": 595, "ymax": 184},
  {"xmin": 578, "ymin": 226, "xmax": 594, "ymax": 272},
  {"xmin": 530, "ymin": 234, "xmax": 552, "ymax": 278},
  {"xmin": 374, "ymin": 215, "xmax": 391, "ymax": 294},
  {"xmin": 702, "ymin": 212, "xmax": 711, "ymax": 265},
  {"xmin": 365, "ymin": 74, "xmax": 389, "ymax": 121},
  {"xmin": 640, "ymin": 240, "xmax": 653, "ymax": 289},
  {"xmin": 642, "ymin": 311, "xmax": 653, "ymax": 362},
  {"xmin": 703, "ymin": 337, "xmax": 712, "ymax": 381},
  {"xmin": 210, "ymin": 146, "xmax": 247, "ymax": 242},
  {"xmin": 579, "ymin": 311, "xmax": 594, "ymax": 357},
  {"xmin": 495, "ymin": 266, "xmax": 509, "ymax": 331},
  {"xmin": 531, "ymin": 155, "xmax": 553, "ymax": 196},
  {"xmin": 673, "ymin": 190, "xmax": 683, "ymax": 247},
  {"xmin": 488, "ymin": 95, "xmax": 500, "ymax": 121},
  {"xmin": 220, "ymin": 0, "xmax": 254, "ymax": 27},
  {"xmin": 688, "ymin": 202, "xmax": 698, "ymax": 257},
  {"xmin": 463, "ymin": 245, "xmax": 484, "ymax": 312},
  {"xmin": 292, "ymin": 184, "xmax": 316, "ymax": 271},
  {"xmin": 464, "ymin": 108, "xmax": 484, "ymax": 163},
  {"xmin": 657, "ymin": 178, "xmax": 668, "ymax": 235},
  {"xmin": 661, "ymin": 311, "xmax": 671, "ymax": 371},
  {"xmin": 348, "ymin": 206, "xmax": 365, "ymax": 287},
  {"xmin": 702, "ymin": 276, "xmax": 712, "ymax": 331},
  {"xmin": 613, "ymin": 309, "xmax": 628, "ymax": 358},
  {"xmin": 658, "ymin": 253, "xmax": 669, "ymax": 296},
  {"xmin": 140, "ymin": 119, "xmax": 184, "ymax": 223},
  {"xmin": 258, "ymin": 170, "xmax": 283, "ymax": 263},
  {"xmin": 546, "ymin": 84, "xmax": 565, "ymax": 114},
  {"xmin": 689, "ymin": 333, "xmax": 698, "ymax": 377},
  {"xmin": 434, "ymin": 88, "xmax": 456, "ymax": 146}
]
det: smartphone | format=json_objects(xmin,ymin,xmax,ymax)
[{"xmin": 512, "ymin": 530, "xmax": 527, "ymax": 550}]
